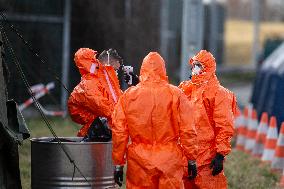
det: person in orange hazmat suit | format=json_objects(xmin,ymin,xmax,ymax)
[
  {"xmin": 112, "ymin": 52, "xmax": 198, "ymax": 188},
  {"xmin": 68, "ymin": 48, "xmax": 122, "ymax": 141},
  {"xmin": 179, "ymin": 50, "xmax": 237, "ymax": 189}
]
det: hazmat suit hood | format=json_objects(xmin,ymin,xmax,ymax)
[
  {"xmin": 139, "ymin": 52, "xmax": 168, "ymax": 83},
  {"xmin": 74, "ymin": 48, "xmax": 101, "ymax": 76},
  {"xmin": 189, "ymin": 50, "xmax": 217, "ymax": 85}
]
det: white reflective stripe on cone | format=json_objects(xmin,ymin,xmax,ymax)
[
  {"xmin": 271, "ymin": 125, "xmax": 284, "ymax": 170},
  {"xmin": 235, "ymin": 115, "xmax": 244, "ymax": 129},
  {"xmin": 236, "ymin": 135, "xmax": 246, "ymax": 145},
  {"xmin": 272, "ymin": 157, "xmax": 284, "ymax": 170},
  {"xmin": 244, "ymin": 117, "xmax": 249, "ymax": 129},
  {"xmin": 279, "ymin": 168, "xmax": 284, "ymax": 186},
  {"xmin": 262, "ymin": 149, "xmax": 275, "ymax": 162},
  {"xmin": 251, "ymin": 120, "xmax": 258, "ymax": 130},
  {"xmin": 252, "ymin": 143, "xmax": 264, "ymax": 156},
  {"xmin": 245, "ymin": 139, "xmax": 256, "ymax": 151},
  {"xmin": 278, "ymin": 134, "xmax": 284, "ymax": 146},
  {"xmin": 258, "ymin": 123, "xmax": 268, "ymax": 134},
  {"xmin": 266, "ymin": 128, "xmax": 278, "ymax": 140},
  {"xmin": 244, "ymin": 120, "xmax": 258, "ymax": 151}
]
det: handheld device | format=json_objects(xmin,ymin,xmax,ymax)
[{"xmin": 122, "ymin": 66, "xmax": 133, "ymax": 85}]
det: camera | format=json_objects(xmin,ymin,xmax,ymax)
[{"xmin": 122, "ymin": 66, "xmax": 133, "ymax": 85}]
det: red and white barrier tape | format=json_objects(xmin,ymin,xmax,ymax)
[{"xmin": 19, "ymin": 82, "xmax": 65, "ymax": 116}]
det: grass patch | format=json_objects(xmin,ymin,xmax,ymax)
[
  {"xmin": 225, "ymin": 150, "xmax": 280, "ymax": 189},
  {"xmin": 19, "ymin": 118, "xmax": 280, "ymax": 188},
  {"xmin": 19, "ymin": 117, "xmax": 80, "ymax": 189}
]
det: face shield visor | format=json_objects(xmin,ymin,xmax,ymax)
[{"xmin": 106, "ymin": 50, "xmax": 121, "ymax": 71}]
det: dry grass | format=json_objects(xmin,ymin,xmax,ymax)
[
  {"xmin": 225, "ymin": 20, "xmax": 284, "ymax": 65},
  {"xmin": 225, "ymin": 150, "xmax": 280, "ymax": 189}
]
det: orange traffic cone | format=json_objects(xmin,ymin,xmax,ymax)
[
  {"xmin": 262, "ymin": 116, "xmax": 278, "ymax": 163},
  {"xmin": 234, "ymin": 109, "xmax": 243, "ymax": 135},
  {"xmin": 272, "ymin": 122, "xmax": 284, "ymax": 171},
  {"xmin": 236, "ymin": 107, "xmax": 248, "ymax": 151},
  {"xmin": 279, "ymin": 168, "xmax": 284, "ymax": 187},
  {"xmin": 252, "ymin": 112, "xmax": 269, "ymax": 158},
  {"xmin": 244, "ymin": 109, "xmax": 258, "ymax": 154}
]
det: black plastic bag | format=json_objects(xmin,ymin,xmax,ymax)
[{"xmin": 82, "ymin": 117, "xmax": 112, "ymax": 142}]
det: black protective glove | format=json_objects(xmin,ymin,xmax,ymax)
[
  {"xmin": 210, "ymin": 153, "xmax": 224, "ymax": 176},
  {"xmin": 82, "ymin": 117, "xmax": 112, "ymax": 142},
  {"xmin": 124, "ymin": 72, "xmax": 139, "ymax": 86},
  {"xmin": 188, "ymin": 160, "xmax": 197, "ymax": 180},
  {"xmin": 114, "ymin": 165, "xmax": 124, "ymax": 187}
]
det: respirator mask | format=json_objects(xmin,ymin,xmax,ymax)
[{"xmin": 191, "ymin": 61, "xmax": 203, "ymax": 76}]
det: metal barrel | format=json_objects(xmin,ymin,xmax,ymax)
[{"xmin": 31, "ymin": 137, "xmax": 116, "ymax": 189}]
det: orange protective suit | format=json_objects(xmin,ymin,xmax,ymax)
[
  {"xmin": 112, "ymin": 52, "xmax": 198, "ymax": 189},
  {"xmin": 68, "ymin": 48, "xmax": 122, "ymax": 137},
  {"xmin": 179, "ymin": 50, "xmax": 237, "ymax": 189}
]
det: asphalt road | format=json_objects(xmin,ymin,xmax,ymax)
[{"xmin": 226, "ymin": 82, "xmax": 253, "ymax": 108}]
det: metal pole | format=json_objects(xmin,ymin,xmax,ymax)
[
  {"xmin": 160, "ymin": 0, "xmax": 170, "ymax": 61},
  {"xmin": 252, "ymin": 0, "xmax": 260, "ymax": 67},
  {"xmin": 0, "ymin": 13, "xmax": 63, "ymax": 23},
  {"xmin": 209, "ymin": 0, "xmax": 218, "ymax": 57},
  {"xmin": 180, "ymin": 0, "xmax": 204, "ymax": 81},
  {"xmin": 61, "ymin": 0, "xmax": 71, "ymax": 114},
  {"xmin": 0, "ymin": 31, "xmax": 5, "ymax": 187},
  {"xmin": 0, "ymin": 31, "xmax": 8, "ymax": 130},
  {"xmin": 125, "ymin": 0, "xmax": 131, "ymax": 19}
]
